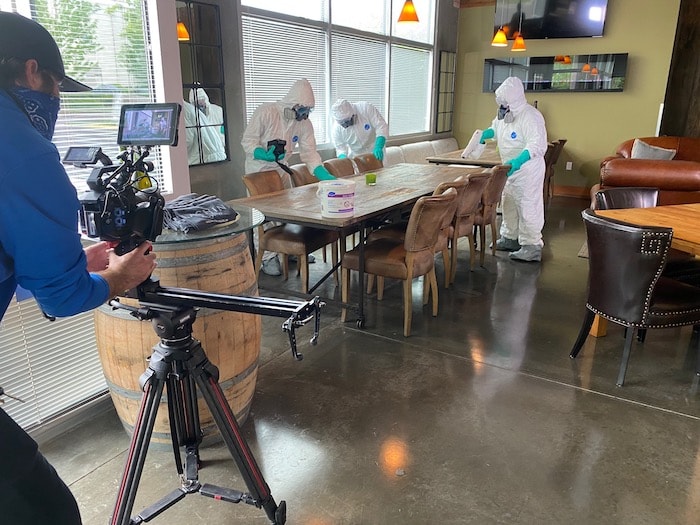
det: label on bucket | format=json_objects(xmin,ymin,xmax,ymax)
[{"xmin": 318, "ymin": 180, "xmax": 355, "ymax": 218}]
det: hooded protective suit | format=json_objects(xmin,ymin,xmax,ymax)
[
  {"xmin": 489, "ymin": 76, "xmax": 547, "ymax": 249},
  {"xmin": 241, "ymin": 78, "xmax": 324, "ymax": 187},
  {"xmin": 331, "ymin": 100, "xmax": 388, "ymax": 158},
  {"xmin": 184, "ymin": 101, "xmax": 226, "ymax": 165},
  {"xmin": 189, "ymin": 87, "xmax": 224, "ymax": 130}
]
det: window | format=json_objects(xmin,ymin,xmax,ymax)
[
  {"xmin": 0, "ymin": 1, "xmax": 158, "ymax": 431},
  {"xmin": 436, "ymin": 51, "xmax": 456, "ymax": 133},
  {"xmin": 241, "ymin": 0, "xmax": 436, "ymax": 144},
  {"xmin": 177, "ymin": 0, "xmax": 228, "ymax": 166}
]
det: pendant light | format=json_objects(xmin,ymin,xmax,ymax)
[
  {"xmin": 398, "ymin": 0, "xmax": 419, "ymax": 23},
  {"xmin": 177, "ymin": 21, "xmax": 190, "ymax": 42},
  {"xmin": 492, "ymin": 1, "xmax": 508, "ymax": 47},
  {"xmin": 511, "ymin": 5, "xmax": 526, "ymax": 52}
]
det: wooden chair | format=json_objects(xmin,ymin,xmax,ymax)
[
  {"xmin": 570, "ymin": 208, "xmax": 700, "ymax": 385},
  {"xmin": 450, "ymin": 171, "xmax": 491, "ymax": 279},
  {"xmin": 289, "ymin": 163, "xmax": 318, "ymax": 187},
  {"xmin": 543, "ymin": 138, "xmax": 567, "ymax": 208},
  {"xmin": 242, "ymin": 170, "xmax": 339, "ymax": 293},
  {"xmin": 323, "ymin": 157, "xmax": 356, "ymax": 178},
  {"xmin": 353, "ymin": 153, "xmax": 383, "ymax": 173},
  {"xmin": 341, "ymin": 188, "xmax": 458, "ymax": 337},
  {"xmin": 474, "ymin": 165, "xmax": 509, "ymax": 266}
]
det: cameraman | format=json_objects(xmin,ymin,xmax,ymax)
[{"xmin": 0, "ymin": 12, "xmax": 157, "ymax": 524}]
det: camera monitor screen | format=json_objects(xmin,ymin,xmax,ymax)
[{"xmin": 117, "ymin": 103, "xmax": 181, "ymax": 146}]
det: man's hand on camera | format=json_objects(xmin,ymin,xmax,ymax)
[
  {"xmin": 98, "ymin": 241, "xmax": 157, "ymax": 297},
  {"xmin": 84, "ymin": 241, "xmax": 110, "ymax": 272}
]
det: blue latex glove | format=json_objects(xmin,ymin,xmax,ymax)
[
  {"xmin": 338, "ymin": 153, "xmax": 347, "ymax": 159},
  {"xmin": 506, "ymin": 149, "xmax": 531, "ymax": 176},
  {"xmin": 480, "ymin": 128, "xmax": 495, "ymax": 144},
  {"xmin": 253, "ymin": 146, "xmax": 282, "ymax": 162},
  {"xmin": 313, "ymin": 165, "xmax": 336, "ymax": 181},
  {"xmin": 373, "ymin": 136, "xmax": 386, "ymax": 161}
]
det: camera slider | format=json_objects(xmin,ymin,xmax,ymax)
[{"xmin": 107, "ymin": 279, "xmax": 323, "ymax": 524}]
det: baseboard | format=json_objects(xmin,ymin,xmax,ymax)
[{"xmin": 553, "ymin": 185, "xmax": 591, "ymax": 199}]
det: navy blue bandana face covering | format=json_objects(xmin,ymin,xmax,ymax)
[{"xmin": 10, "ymin": 87, "xmax": 61, "ymax": 140}]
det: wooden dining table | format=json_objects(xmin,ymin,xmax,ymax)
[
  {"xmin": 229, "ymin": 162, "xmax": 493, "ymax": 325},
  {"xmin": 589, "ymin": 203, "xmax": 700, "ymax": 337},
  {"xmin": 425, "ymin": 143, "xmax": 503, "ymax": 168}
]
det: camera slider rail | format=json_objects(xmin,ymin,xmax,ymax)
[{"xmin": 111, "ymin": 278, "xmax": 323, "ymax": 360}]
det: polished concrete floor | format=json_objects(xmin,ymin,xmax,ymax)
[{"xmin": 41, "ymin": 196, "xmax": 700, "ymax": 524}]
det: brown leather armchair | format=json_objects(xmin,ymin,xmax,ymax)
[{"xmin": 594, "ymin": 137, "xmax": 700, "ymax": 206}]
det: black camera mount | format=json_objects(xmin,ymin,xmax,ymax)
[{"xmin": 107, "ymin": 278, "xmax": 322, "ymax": 525}]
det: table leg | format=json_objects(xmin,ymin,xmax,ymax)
[
  {"xmin": 357, "ymin": 222, "xmax": 366, "ymax": 328},
  {"xmin": 590, "ymin": 314, "xmax": 608, "ymax": 337}
]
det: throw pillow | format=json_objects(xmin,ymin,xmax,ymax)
[{"xmin": 630, "ymin": 138, "xmax": 677, "ymax": 160}]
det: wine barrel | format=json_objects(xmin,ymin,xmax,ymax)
[{"xmin": 94, "ymin": 231, "xmax": 261, "ymax": 447}]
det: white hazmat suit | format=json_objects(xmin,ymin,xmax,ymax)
[
  {"xmin": 190, "ymin": 87, "xmax": 224, "ymax": 137},
  {"xmin": 184, "ymin": 101, "xmax": 226, "ymax": 165},
  {"xmin": 241, "ymin": 78, "xmax": 329, "ymax": 188},
  {"xmin": 484, "ymin": 76, "xmax": 547, "ymax": 261},
  {"xmin": 331, "ymin": 100, "xmax": 388, "ymax": 159}
]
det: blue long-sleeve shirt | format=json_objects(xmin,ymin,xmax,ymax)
[{"xmin": 0, "ymin": 90, "xmax": 109, "ymax": 319}]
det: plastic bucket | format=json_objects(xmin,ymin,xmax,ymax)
[
  {"xmin": 317, "ymin": 179, "xmax": 356, "ymax": 218},
  {"xmin": 94, "ymin": 231, "xmax": 261, "ymax": 447}
]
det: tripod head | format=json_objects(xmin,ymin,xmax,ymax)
[{"xmin": 110, "ymin": 277, "xmax": 322, "ymax": 360}]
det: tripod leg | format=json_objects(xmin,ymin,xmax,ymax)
[
  {"xmin": 188, "ymin": 344, "xmax": 286, "ymax": 525},
  {"xmin": 110, "ymin": 374, "xmax": 167, "ymax": 525}
]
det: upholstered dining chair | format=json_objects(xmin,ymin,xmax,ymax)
[
  {"xmin": 341, "ymin": 188, "xmax": 458, "ymax": 337},
  {"xmin": 353, "ymin": 153, "xmax": 383, "ymax": 173},
  {"xmin": 366, "ymin": 177, "xmax": 467, "ymax": 290},
  {"xmin": 242, "ymin": 170, "xmax": 339, "ymax": 293},
  {"xmin": 450, "ymin": 171, "xmax": 491, "ymax": 280},
  {"xmin": 474, "ymin": 165, "xmax": 509, "ymax": 266},
  {"xmin": 323, "ymin": 157, "xmax": 356, "ymax": 178},
  {"xmin": 289, "ymin": 163, "xmax": 318, "ymax": 187},
  {"xmin": 570, "ymin": 208, "xmax": 700, "ymax": 386},
  {"xmin": 594, "ymin": 186, "xmax": 659, "ymax": 210}
]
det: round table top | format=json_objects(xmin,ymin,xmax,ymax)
[{"xmin": 155, "ymin": 204, "xmax": 264, "ymax": 244}]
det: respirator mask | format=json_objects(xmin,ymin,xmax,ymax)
[
  {"xmin": 284, "ymin": 104, "xmax": 312, "ymax": 121},
  {"xmin": 337, "ymin": 115, "xmax": 355, "ymax": 128}
]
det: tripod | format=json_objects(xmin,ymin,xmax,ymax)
[{"xmin": 109, "ymin": 279, "xmax": 321, "ymax": 524}]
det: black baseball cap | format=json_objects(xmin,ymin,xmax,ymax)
[{"xmin": 0, "ymin": 12, "xmax": 91, "ymax": 92}]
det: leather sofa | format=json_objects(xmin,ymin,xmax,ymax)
[{"xmin": 593, "ymin": 136, "xmax": 700, "ymax": 206}]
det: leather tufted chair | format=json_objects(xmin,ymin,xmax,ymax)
[
  {"xmin": 353, "ymin": 153, "xmax": 383, "ymax": 173},
  {"xmin": 366, "ymin": 177, "xmax": 467, "ymax": 289},
  {"xmin": 450, "ymin": 171, "xmax": 491, "ymax": 278},
  {"xmin": 594, "ymin": 187, "xmax": 659, "ymax": 210},
  {"xmin": 474, "ymin": 165, "xmax": 509, "ymax": 266},
  {"xmin": 323, "ymin": 157, "xmax": 356, "ymax": 178},
  {"xmin": 289, "ymin": 163, "xmax": 318, "ymax": 187},
  {"xmin": 341, "ymin": 188, "xmax": 458, "ymax": 337},
  {"xmin": 570, "ymin": 208, "xmax": 700, "ymax": 386},
  {"xmin": 243, "ymin": 170, "xmax": 339, "ymax": 293}
]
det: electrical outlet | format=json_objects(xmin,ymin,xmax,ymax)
[{"xmin": 565, "ymin": 161, "xmax": 573, "ymax": 171}]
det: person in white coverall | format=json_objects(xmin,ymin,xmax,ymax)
[
  {"xmin": 477, "ymin": 76, "xmax": 547, "ymax": 262},
  {"xmin": 330, "ymin": 99, "xmax": 388, "ymax": 160},
  {"xmin": 190, "ymin": 87, "xmax": 225, "ymax": 140},
  {"xmin": 184, "ymin": 101, "xmax": 226, "ymax": 165},
  {"xmin": 241, "ymin": 78, "xmax": 335, "ymax": 275}
]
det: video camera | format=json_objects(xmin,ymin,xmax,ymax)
[{"xmin": 67, "ymin": 103, "xmax": 181, "ymax": 255}]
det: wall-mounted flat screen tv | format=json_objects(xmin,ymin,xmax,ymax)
[{"xmin": 494, "ymin": 0, "xmax": 609, "ymax": 40}]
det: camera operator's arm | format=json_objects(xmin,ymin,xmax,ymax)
[{"xmin": 96, "ymin": 241, "xmax": 157, "ymax": 298}]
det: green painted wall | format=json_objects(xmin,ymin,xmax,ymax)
[{"xmin": 454, "ymin": 0, "xmax": 681, "ymax": 193}]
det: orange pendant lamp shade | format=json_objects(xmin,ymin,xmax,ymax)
[
  {"xmin": 491, "ymin": 28, "xmax": 508, "ymax": 47},
  {"xmin": 398, "ymin": 0, "xmax": 419, "ymax": 22},
  {"xmin": 177, "ymin": 21, "xmax": 190, "ymax": 42},
  {"xmin": 511, "ymin": 33, "xmax": 526, "ymax": 51}
]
